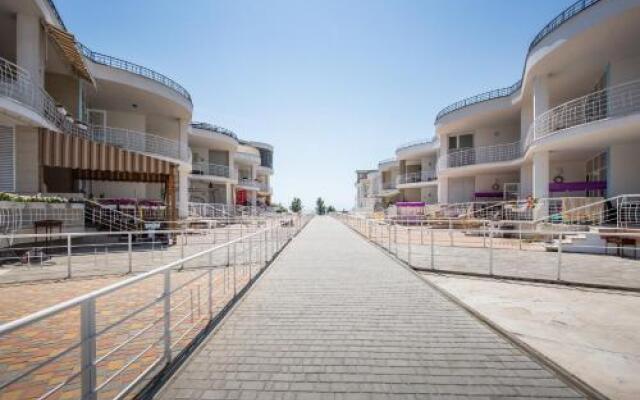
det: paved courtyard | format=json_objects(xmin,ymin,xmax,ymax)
[{"xmin": 157, "ymin": 217, "xmax": 588, "ymax": 399}]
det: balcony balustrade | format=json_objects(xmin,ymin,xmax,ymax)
[
  {"xmin": 527, "ymin": 79, "xmax": 640, "ymax": 146},
  {"xmin": 0, "ymin": 56, "xmax": 188, "ymax": 162},
  {"xmin": 77, "ymin": 43, "xmax": 192, "ymax": 103},
  {"xmin": 190, "ymin": 162, "xmax": 231, "ymax": 178},
  {"xmin": 397, "ymin": 170, "xmax": 437, "ymax": 185},
  {"xmin": 439, "ymin": 141, "xmax": 521, "ymax": 169},
  {"xmin": 234, "ymin": 151, "xmax": 261, "ymax": 165}
]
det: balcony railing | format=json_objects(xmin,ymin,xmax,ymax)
[
  {"xmin": 191, "ymin": 162, "xmax": 231, "ymax": 178},
  {"xmin": 435, "ymin": 81, "xmax": 522, "ymax": 122},
  {"xmin": 257, "ymin": 182, "xmax": 271, "ymax": 193},
  {"xmin": 0, "ymin": 56, "xmax": 188, "ymax": 162},
  {"xmin": 382, "ymin": 182, "xmax": 397, "ymax": 191},
  {"xmin": 396, "ymin": 138, "xmax": 438, "ymax": 152},
  {"xmin": 397, "ymin": 170, "xmax": 437, "ymax": 185},
  {"xmin": 234, "ymin": 151, "xmax": 261, "ymax": 165},
  {"xmin": 435, "ymin": 0, "xmax": 602, "ymax": 122},
  {"xmin": 190, "ymin": 122, "xmax": 238, "ymax": 140},
  {"xmin": 77, "ymin": 43, "xmax": 192, "ymax": 103},
  {"xmin": 528, "ymin": 79, "xmax": 640, "ymax": 145},
  {"xmin": 237, "ymin": 178, "xmax": 261, "ymax": 189},
  {"xmin": 378, "ymin": 158, "xmax": 398, "ymax": 168},
  {"xmin": 439, "ymin": 141, "xmax": 521, "ymax": 169}
]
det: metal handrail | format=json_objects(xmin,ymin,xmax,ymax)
[
  {"xmin": 531, "ymin": 79, "xmax": 640, "ymax": 144},
  {"xmin": 397, "ymin": 170, "xmax": 437, "ymax": 184},
  {"xmin": 438, "ymin": 141, "xmax": 521, "ymax": 169},
  {"xmin": 0, "ymin": 56, "xmax": 189, "ymax": 162},
  {"xmin": 190, "ymin": 162, "xmax": 231, "ymax": 178},
  {"xmin": 0, "ymin": 215, "xmax": 311, "ymax": 399},
  {"xmin": 190, "ymin": 122, "xmax": 238, "ymax": 140},
  {"xmin": 396, "ymin": 138, "xmax": 438, "ymax": 151},
  {"xmin": 234, "ymin": 151, "xmax": 261, "ymax": 165},
  {"xmin": 435, "ymin": 0, "xmax": 602, "ymax": 122},
  {"xmin": 378, "ymin": 158, "xmax": 398, "ymax": 167},
  {"xmin": 77, "ymin": 43, "xmax": 191, "ymax": 103}
]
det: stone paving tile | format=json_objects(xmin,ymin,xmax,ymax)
[{"xmin": 157, "ymin": 217, "xmax": 586, "ymax": 399}]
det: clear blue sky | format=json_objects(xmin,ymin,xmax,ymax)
[{"xmin": 57, "ymin": 0, "xmax": 574, "ymax": 211}]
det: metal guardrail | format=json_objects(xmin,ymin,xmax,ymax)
[
  {"xmin": 397, "ymin": 171, "xmax": 437, "ymax": 185},
  {"xmin": 396, "ymin": 138, "xmax": 438, "ymax": 152},
  {"xmin": 233, "ymin": 151, "xmax": 261, "ymax": 165},
  {"xmin": 337, "ymin": 213, "xmax": 640, "ymax": 291},
  {"xmin": 378, "ymin": 158, "xmax": 398, "ymax": 167},
  {"xmin": 237, "ymin": 178, "xmax": 261, "ymax": 189},
  {"xmin": 190, "ymin": 122, "xmax": 238, "ymax": 140},
  {"xmin": 435, "ymin": 80, "xmax": 522, "ymax": 121},
  {"xmin": 435, "ymin": 0, "xmax": 602, "ymax": 122},
  {"xmin": 77, "ymin": 43, "xmax": 191, "ymax": 103},
  {"xmin": 0, "ymin": 56, "xmax": 189, "ymax": 162},
  {"xmin": 0, "ymin": 215, "xmax": 312, "ymax": 400},
  {"xmin": 531, "ymin": 79, "xmax": 640, "ymax": 144},
  {"xmin": 438, "ymin": 141, "xmax": 521, "ymax": 169},
  {"xmin": 190, "ymin": 162, "xmax": 232, "ymax": 178}
]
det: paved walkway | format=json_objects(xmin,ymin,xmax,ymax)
[{"xmin": 157, "ymin": 217, "xmax": 586, "ymax": 399}]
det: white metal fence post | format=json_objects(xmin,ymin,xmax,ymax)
[
  {"xmin": 207, "ymin": 268, "xmax": 213, "ymax": 318},
  {"xmin": 557, "ymin": 232, "xmax": 563, "ymax": 281},
  {"xmin": 430, "ymin": 229, "xmax": 435, "ymax": 270},
  {"xmin": 80, "ymin": 298, "xmax": 97, "ymax": 400},
  {"xmin": 407, "ymin": 227, "xmax": 412, "ymax": 265},
  {"xmin": 67, "ymin": 235, "xmax": 72, "ymax": 279},
  {"xmin": 163, "ymin": 269, "xmax": 172, "ymax": 364},
  {"xmin": 127, "ymin": 233, "xmax": 133, "ymax": 274},
  {"xmin": 489, "ymin": 228, "xmax": 494, "ymax": 276}
]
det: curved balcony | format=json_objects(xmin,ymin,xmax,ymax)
[
  {"xmin": 439, "ymin": 141, "xmax": 522, "ymax": 170},
  {"xmin": 234, "ymin": 151, "xmax": 261, "ymax": 165},
  {"xmin": 0, "ymin": 57, "xmax": 188, "ymax": 162},
  {"xmin": 190, "ymin": 122, "xmax": 238, "ymax": 140},
  {"xmin": 378, "ymin": 158, "xmax": 398, "ymax": 169},
  {"xmin": 77, "ymin": 43, "xmax": 192, "ymax": 104},
  {"xmin": 257, "ymin": 182, "xmax": 272, "ymax": 194},
  {"xmin": 190, "ymin": 162, "xmax": 232, "ymax": 179},
  {"xmin": 435, "ymin": 0, "xmax": 602, "ymax": 122},
  {"xmin": 435, "ymin": 81, "xmax": 522, "ymax": 122},
  {"xmin": 526, "ymin": 79, "xmax": 640, "ymax": 147},
  {"xmin": 237, "ymin": 178, "xmax": 261, "ymax": 190},
  {"xmin": 397, "ymin": 171, "xmax": 437, "ymax": 185}
]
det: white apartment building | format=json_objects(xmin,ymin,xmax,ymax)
[
  {"xmin": 357, "ymin": 0, "xmax": 640, "ymax": 211},
  {"xmin": 189, "ymin": 123, "xmax": 273, "ymax": 207},
  {"xmin": 0, "ymin": 0, "xmax": 274, "ymax": 223}
]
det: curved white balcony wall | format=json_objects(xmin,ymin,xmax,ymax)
[
  {"xmin": 435, "ymin": 0, "xmax": 640, "ymax": 130},
  {"xmin": 80, "ymin": 45, "xmax": 192, "ymax": 120},
  {"xmin": 234, "ymin": 144, "xmax": 261, "ymax": 165},
  {"xmin": 395, "ymin": 138, "xmax": 439, "ymax": 160},
  {"xmin": 189, "ymin": 123, "xmax": 239, "ymax": 149},
  {"xmin": 377, "ymin": 158, "xmax": 398, "ymax": 171}
]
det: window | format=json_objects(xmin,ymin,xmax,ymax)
[
  {"xmin": 448, "ymin": 133, "xmax": 473, "ymax": 152},
  {"xmin": 585, "ymin": 151, "xmax": 607, "ymax": 197}
]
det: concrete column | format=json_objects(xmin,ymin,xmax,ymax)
[
  {"xmin": 225, "ymin": 183, "xmax": 232, "ymax": 205},
  {"xmin": 17, "ymin": 14, "xmax": 43, "ymax": 87},
  {"xmin": 437, "ymin": 177, "xmax": 448, "ymax": 204},
  {"xmin": 177, "ymin": 166, "xmax": 190, "ymax": 218},
  {"xmin": 520, "ymin": 163, "xmax": 533, "ymax": 198},
  {"xmin": 532, "ymin": 75, "xmax": 550, "ymax": 134},
  {"xmin": 532, "ymin": 151, "xmax": 549, "ymax": 200}
]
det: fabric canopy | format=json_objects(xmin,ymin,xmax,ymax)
[{"xmin": 45, "ymin": 23, "xmax": 94, "ymax": 84}]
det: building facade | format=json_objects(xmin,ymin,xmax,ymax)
[
  {"xmin": 356, "ymin": 0, "xmax": 640, "ymax": 210},
  {"xmin": 0, "ymin": 0, "xmax": 274, "ymax": 222}
]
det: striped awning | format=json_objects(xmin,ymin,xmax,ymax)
[
  {"xmin": 40, "ymin": 130, "xmax": 173, "ymax": 175},
  {"xmin": 45, "ymin": 23, "xmax": 94, "ymax": 84}
]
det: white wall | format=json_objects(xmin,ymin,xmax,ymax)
[
  {"xmin": 448, "ymin": 177, "xmax": 475, "ymax": 203},
  {"xmin": 609, "ymin": 142, "xmax": 640, "ymax": 196},
  {"xmin": 106, "ymin": 111, "xmax": 146, "ymax": 132},
  {"xmin": 475, "ymin": 172, "xmax": 519, "ymax": 194},
  {"xmin": 421, "ymin": 186, "xmax": 438, "ymax": 203},
  {"xmin": 15, "ymin": 126, "xmax": 39, "ymax": 193},
  {"xmin": 608, "ymin": 55, "xmax": 640, "ymax": 86},
  {"xmin": 146, "ymin": 114, "xmax": 180, "ymax": 141}
]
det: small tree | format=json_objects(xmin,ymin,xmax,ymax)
[
  {"xmin": 290, "ymin": 197, "xmax": 303, "ymax": 213},
  {"xmin": 315, "ymin": 197, "xmax": 326, "ymax": 215},
  {"xmin": 326, "ymin": 205, "xmax": 336, "ymax": 213}
]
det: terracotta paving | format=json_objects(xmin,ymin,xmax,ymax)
[{"xmin": 0, "ymin": 224, "xmax": 294, "ymax": 400}]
